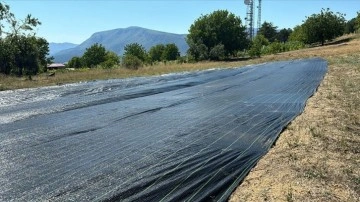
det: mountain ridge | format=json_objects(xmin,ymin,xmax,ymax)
[
  {"xmin": 49, "ymin": 42, "xmax": 78, "ymax": 56},
  {"xmin": 53, "ymin": 27, "xmax": 189, "ymax": 63}
]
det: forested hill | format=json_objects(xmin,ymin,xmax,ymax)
[{"xmin": 53, "ymin": 27, "xmax": 188, "ymax": 63}]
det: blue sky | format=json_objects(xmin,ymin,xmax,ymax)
[{"xmin": 5, "ymin": 0, "xmax": 359, "ymax": 44}]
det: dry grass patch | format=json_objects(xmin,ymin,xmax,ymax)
[{"xmin": 0, "ymin": 60, "xmax": 263, "ymax": 91}]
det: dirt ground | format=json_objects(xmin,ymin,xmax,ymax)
[{"xmin": 229, "ymin": 35, "xmax": 360, "ymax": 201}]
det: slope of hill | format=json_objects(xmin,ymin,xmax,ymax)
[
  {"xmin": 49, "ymin": 42, "xmax": 78, "ymax": 56},
  {"xmin": 53, "ymin": 27, "xmax": 188, "ymax": 63}
]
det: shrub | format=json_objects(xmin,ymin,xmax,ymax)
[
  {"xmin": 67, "ymin": 56, "xmax": 83, "ymax": 68},
  {"xmin": 249, "ymin": 34, "xmax": 269, "ymax": 58},
  {"xmin": 101, "ymin": 51, "xmax": 120, "ymax": 68},
  {"xmin": 209, "ymin": 43, "xmax": 225, "ymax": 60},
  {"xmin": 122, "ymin": 55, "xmax": 142, "ymax": 70}
]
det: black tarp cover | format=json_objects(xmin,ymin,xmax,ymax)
[{"xmin": 0, "ymin": 58, "xmax": 327, "ymax": 201}]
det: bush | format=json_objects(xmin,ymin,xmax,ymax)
[
  {"xmin": 101, "ymin": 51, "xmax": 120, "ymax": 68},
  {"xmin": 122, "ymin": 55, "xmax": 142, "ymax": 70},
  {"xmin": 67, "ymin": 56, "xmax": 83, "ymax": 68},
  {"xmin": 209, "ymin": 43, "xmax": 225, "ymax": 60},
  {"xmin": 284, "ymin": 41, "xmax": 305, "ymax": 51},
  {"xmin": 249, "ymin": 35, "xmax": 269, "ymax": 58}
]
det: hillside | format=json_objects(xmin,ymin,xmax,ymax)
[{"xmin": 53, "ymin": 27, "xmax": 188, "ymax": 63}]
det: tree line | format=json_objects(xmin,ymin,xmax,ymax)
[
  {"xmin": 65, "ymin": 8, "xmax": 360, "ymax": 67},
  {"xmin": 1, "ymin": 1, "xmax": 360, "ymax": 77},
  {"xmin": 67, "ymin": 42, "xmax": 180, "ymax": 70}
]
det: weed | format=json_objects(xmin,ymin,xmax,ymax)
[{"xmin": 286, "ymin": 187, "xmax": 294, "ymax": 202}]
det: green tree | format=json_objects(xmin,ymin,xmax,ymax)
[
  {"xmin": 248, "ymin": 34, "xmax": 269, "ymax": 58},
  {"xmin": 123, "ymin": 43, "xmax": 147, "ymax": 62},
  {"xmin": 0, "ymin": 38, "xmax": 15, "ymax": 74},
  {"xmin": 101, "ymin": 51, "xmax": 120, "ymax": 68},
  {"xmin": 35, "ymin": 37, "xmax": 50, "ymax": 73},
  {"xmin": 187, "ymin": 10, "xmax": 248, "ymax": 61},
  {"xmin": 344, "ymin": 18, "xmax": 356, "ymax": 34},
  {"xmin": 258, "ymin": 21, "xmax": 278, "ymax": 42},
  {"xmin": 288, "ymin": 25, "xmax": 307, "ymax": 43},
  {"xmin": 161, "ymin": 43, "xmax": 180, "ymax": 61},
  {"xmin": 0, "ymin": 2, "xmax": 49, "ymax": 77},
  {"xmin": 7, "ymin": 35, "xmax": 48, "ymax": 78},
  {"xmin": 0, "ymin": 3, "xmax": 41, "ymax": 37},
  {"xmin": 302, "ymin": 8, "xmax": 345, "ymax": 45},
  {"xmin": 276, "ymin": 28, "xmax": 292, "ymax": 42},
  {"xmin": 67, "ymin": 56, "xmax": 83, "ymax": 68},
  {"xmin": 355, "ymin": 12, "xmax": 360, "ymax": 32},
  {"xmin": 82, "ymin": 43, "xmax": 106, "ymax": 67},
  {"xmin": 148, "ymin": 44, "xmax": 165, "ymax": 62}
]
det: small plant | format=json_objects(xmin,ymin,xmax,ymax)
[{"xmin": 286, "ymin": 187, "xmax": 294, "ymax": 202}]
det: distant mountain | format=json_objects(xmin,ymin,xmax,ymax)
[
  {"xmin": 49, "ymin": 42, "xmax": 78, "ymax": 56},
  {"xmin": 53, "ymin": 27, "xmax": 189, "ymax": 63}
]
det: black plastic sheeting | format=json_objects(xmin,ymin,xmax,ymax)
[{"xmin": 0, "ymin": 58, "xmax": 327, "ymax": 201}]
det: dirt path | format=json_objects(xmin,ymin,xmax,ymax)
[{"xmin": 230, "ymin": 35, "xmax": 360, "ymax": 202}]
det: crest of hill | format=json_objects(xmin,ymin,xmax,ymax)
[
  {"xmin": 49, "ymin": 42, "xmax": 78, "ymax": 55},
  {"xmin": 53, "ymin": 26, "xmax": 189, "ymax": 63}
]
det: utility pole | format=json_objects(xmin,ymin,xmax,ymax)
[
  {"xmin": 244, "ymin": 0, "xmax": 255, "ymax": 39},
  {"xmin": 257, "ymin": 0, "xmax": 262, "ymax": 33}
]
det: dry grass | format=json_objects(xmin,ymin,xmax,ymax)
[
  {"xmin": 0, "ymin": 59, "xmax": 266, "ymax": 91},
  {"xmin": 229, "ymin": 34, "xmax": 360, "ymax": 201}
]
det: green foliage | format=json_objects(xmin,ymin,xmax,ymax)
[
  {"xmin": 122, "ymin": 54, "xmax": 142, "ymax": 70},
  {"xmin": 289, "ymin": 25, "xmax": 307, "ymax": 43},
  {"xmin": 284, "ymin": 41, "xmax": 306, "ymax": 51},
  {"xmin": 344, "ymin": 18, "xmax": 356, "ymax": 34},
  {"xmin": 162, "ymin": 43, "xmax": 180, "ymax": 61},
  {"xmin": 248, "ymin": 35, "xmax": 269, "ymax": 58},
  {"xmin": 0, "ymin": 38, "xmax": 13, "ymax": 74},
  {"xmin": 148, "ymin": 44, "xmax": 165, "ymax": 62},
  {"xmin": 276, "ymin": 28, "xmax": 292, "ymax": 42},
  {"xmin": 0, "ymin": 3, "xmax": 41, "ymax": 37},
  {"xmin": 8, "ymin": 36, "xmax": 48, "ymax": 77},
  {"xmin": 262, "ymin": 41, "xmax": 305, "ymax": 55},
  {"xmin": 82, "ymin": 43, "xmax": 106, "ymax": 68},
  {"xmin": 302, "ymin": 8, "xmax": 346, "ymax": 45},
  {"xmin": 101, "ymin": 51, "xmax": 120, "ymax": 68},
  {"xmin": 355, "ymin": 12, "xmax": 360, "ymax": 32},
  {"xmin": 268, "ymin": 41, "xmax": 283, "ymax": 54},
  {"xmin": 67, "ymin": 56, "xmax": 83, "ymax": 68},
  {"xmin": 123, "ymin": 43, "xmax": 147, "ymax": 62},
  {"xmin": 209, "ymin": 43, "xmax": 225, "ymax": 60},
  {"xmin": 186, "ymin": 39, "xmax": 208, "ymax": 61},
  {"xmin": 0, "ymin": 2, "xmax": 49, "ymax": 77},
  {"xmin": 258, "ymin": 21, "xmax": 278, "ymax": 42},
  {"xmin": 187, "ymin": 10, "xmax": 248, "ymax": 61}
]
